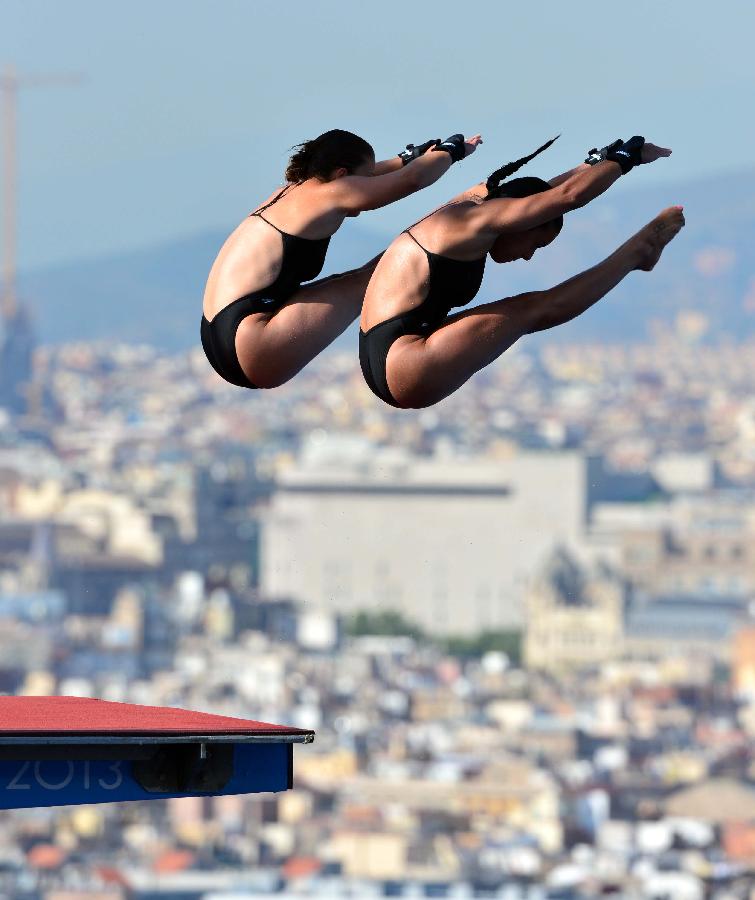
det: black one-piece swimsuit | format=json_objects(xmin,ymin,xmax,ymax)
[
  {"xmin": 359, "ymin": 230, "xmax": 486, "ymax": 407},
  {"xmin": 200, "ymin": 186, "xmax": 331, "ymax": 389}
]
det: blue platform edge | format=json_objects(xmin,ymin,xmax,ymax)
[{"xmin": 0, "ymin": 743, "xmax": 291, "ymax": 809}]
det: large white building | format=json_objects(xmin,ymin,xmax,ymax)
[{"xmin": 261, "ymin": 435, "xmax": 595, "ymax": 634}]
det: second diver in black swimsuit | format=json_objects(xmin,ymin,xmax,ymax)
[{"xmin": 360, "ymin": 135, "xmax": 682, "ymax": 409}]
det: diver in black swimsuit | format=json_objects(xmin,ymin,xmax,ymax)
[
  {"xmin": 201, "ymin": 184, "xmax": 332, "ymax": 388},
  {"xmin": 360, "ymin": 221, "xmax": 486, "ymax": 406},
  {"xmin": 201, "ymin": 129, "xmax": 481, "ymax": 390},
  {"xmin": 360, "ymin": 135, "xmax": 682, "ymax": 408}
]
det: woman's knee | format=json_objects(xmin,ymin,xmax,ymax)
[
  {"xmin": 388, "ymin": 376, "xmax": 446, "ymax": 410},
  {"xmin": 251, "ymin": 372, "xmax": 291, "ymax": 390},
  {"xmin": 242, "ymin": 356, "xmax": 300, "ymax": 390}
]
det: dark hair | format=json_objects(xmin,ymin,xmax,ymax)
[
  {"xmin": 485, "ymin": 137, "xmax": 563, "ymax": 233},
  {"xmin": 285, "ymin": 129, "xmax": 375, "ymax": 183},
  {"xmin": 485, "ymin": 136, "xmax": 559, "ymax": 198}
]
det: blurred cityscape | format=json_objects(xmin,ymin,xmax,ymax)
[{"xmin": 2, "ymin": 320, "xmax": 755, "ymax": 899}]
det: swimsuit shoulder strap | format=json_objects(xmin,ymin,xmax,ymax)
[
  {"xmin": 250, "ymin": 183, "xmax": 295, "ymax": 219},
  {"xmin": 403, "ymin": 229, "xmax": 429, "ymax": 253},
  {"xmin": 412, "ymin": 198, "xmax": 468, "ymax": 228},
  {"xmin": 403, "ymin": 198, "xmax": 470, "ymax": 252}
]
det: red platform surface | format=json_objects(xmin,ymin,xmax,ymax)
[{"xmin": 0, "ymin": 696, "xmax": 311, "ymax": 738}]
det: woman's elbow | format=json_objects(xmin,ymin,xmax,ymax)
[
  {"xmin": 404, "ymin": 169, "xmax": 429, "ymax": 193},
  {"xmin": 556, "ymin": 183, "xmax": 582, "ymax": 212}
]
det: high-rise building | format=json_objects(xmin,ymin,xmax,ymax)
[{"xmin": 0, "ymin": 303, "xmax": 34, "ymax": 415}]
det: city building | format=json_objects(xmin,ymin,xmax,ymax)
[
  {"xmin": 262, "ymin": 437, "xmax": 594, "ymax": 633},
  {"xmin": 524, "ymin": 548, "xmax": 623, "ymax": 673}
]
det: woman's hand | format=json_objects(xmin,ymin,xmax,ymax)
[
  {"xmin": 641, "ymin": 142, "xmax": 672, "ymax": 164},
  {"xmin": 464, "ymin": 134, "xmax": 483, "ymax": 157},
  {"xmin": 433, "ymin": 134, "xmax": 483, "ymax": 164},
  {"xmin": 586, "ymin": 137, "xmax": 671, "ymax": 174}
]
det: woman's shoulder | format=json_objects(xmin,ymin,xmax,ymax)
[{"xmin": 248, "ymin": 183, "xmax": 293, "ymax": 216}]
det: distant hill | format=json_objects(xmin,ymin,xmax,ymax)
[
  {"xmin": 16, "ymin": 166, "xmax": 755, "ymax": 350},
  {"xmin": 17, "ymin": 223, "xmax": 386, "ymax": 350}
]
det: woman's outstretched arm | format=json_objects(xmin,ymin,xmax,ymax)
[
  {"xmin": 374, "ymin": 137, "xmax": 445, "ymax": 175},
  {"xmin": 548, "ymin": 162, "xmax": 591, "ymax": 187},
  {"xmin": 331, "ymin": 134, "xmax": 483, "ymax": 213},
  {"xmin": 477, "ymin": 140, "xmax": 672, "ymax": 235},
  {"xmin": 444, "ymin": 163, "xmax": 588, "ymax": 205},
  {"xmin": 373, "ymin": 157, "xmax": 404, "ymax": 176}
]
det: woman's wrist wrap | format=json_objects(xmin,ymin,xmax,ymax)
[
  {"xmin": 399, "ymin": 138, "xmax": 441, "ymax": 166},
  {"xmin": 585, "ymin": 136, "xmax": 645, "ymax": 174},
  {"xmin": 432, "ymin": 134, "xmax": 466, "ymax": 164}
]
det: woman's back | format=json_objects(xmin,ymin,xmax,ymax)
[
  {"xmin": 203, "ymin": 181, "xmax": 347, "ymax": 321},
  {"xmin": 361, "ymin": 201, "xmax": 487, "ymax": 329}
]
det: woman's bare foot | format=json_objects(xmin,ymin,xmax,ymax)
[{"xmin": 632, "ymin": 206, "xmax": 685, "ymax": 271}]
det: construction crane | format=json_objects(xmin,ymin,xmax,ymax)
[{"xmin": 1, "ymin": 64, "xmax": 83, "ymax": 321}]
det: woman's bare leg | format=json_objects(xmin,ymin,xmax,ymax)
[
  {"xmin": 386, "ymin": 207, "xmax": 685, "ymax": 408},
  {"xmin": 235, "ymin": 253, "xmax": 383, "ymax": 388}
]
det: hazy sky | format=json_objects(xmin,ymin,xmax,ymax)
[{"xmin": 3, "ymin": 0, "xmax": 754, "ymax": 269}]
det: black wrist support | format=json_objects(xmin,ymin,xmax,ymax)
[
  {"xmin": 399, "ymin": 138, "xmax": 441, "ymax": 166},
  {"xmin": 432, "ymin": 134, "xmax": 466, "ymax": 164},
  {"xmin": 585, "ymin": 136, "xmax": 645, "ymax": 174}
]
